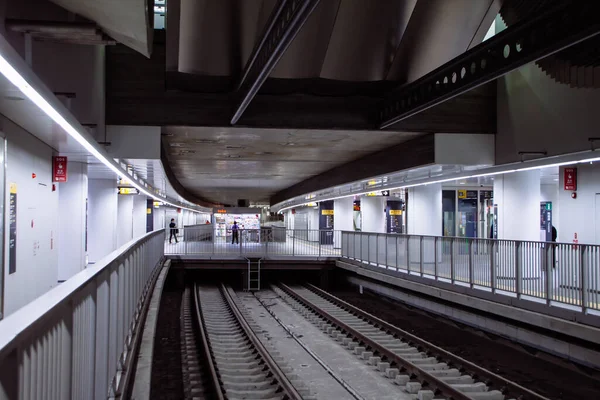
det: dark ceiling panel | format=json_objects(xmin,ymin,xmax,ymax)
[
  {"xmin": 162, "ymin": 126, "xmax": 422, "ymax": 205},
  {"xmin": 270, "ymin": 134, "xmax": 435, "ymax": 205}
]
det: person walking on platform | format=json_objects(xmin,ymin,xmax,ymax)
[
  {"xmin": 169, "ymin": 218, "xmax": 178, "ymax": 243},
  {"xmin": 231, "ymin": 221, "xmax": 239, "ymax": 244}
]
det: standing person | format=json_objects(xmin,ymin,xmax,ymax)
[
  {"xmin": 169, "ymin": 218, "xmax": 178, "ymax": 243},
  {"xmin": 231, "ymin": 221, "xmax": 239, "ymax": 244}
]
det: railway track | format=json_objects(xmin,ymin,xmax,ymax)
[
  {"xmin": 274, "ymin": 283, "xmax": 550, "ymax": 400},
  {"xmin": 193, "ymin": 283, "xmax": 304, "ymax": 400}
]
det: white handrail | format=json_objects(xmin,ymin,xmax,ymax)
[{"xmin": 0, "ymin": 229, "xmax": 165, "ymax": 400}]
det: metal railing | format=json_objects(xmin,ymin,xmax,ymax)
[
  {"xmin": 341, "ymin": 231, "xmax": 600, "ymax": 313},
  {"xmin": 0, "ymin": 229, "xmax": 165, "ymax": 400},
  {"xmin": 165, "ymin": 227, "xmax": 341, "ymax": 257}
]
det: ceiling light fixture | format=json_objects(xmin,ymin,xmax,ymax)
[
  {"xmin": 0, "ymin": 53, "xmax": 206, "ymax": 214},
  {"xmin": 275, "ymin": 155, "xmax": 600, "ymax": 213}
]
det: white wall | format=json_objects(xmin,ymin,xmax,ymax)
[
  {"xmin": 558, "ymin": 163, "xmax": 600, "ymax": 245},
  {"xmin": 493, "ymin": 170, "xmax": 540, "ymax": 241},
  {"xmin": 2, "ymin": 118, "xmax": 59, "ymax": 316},
  {"xmin": 361, "ymin": 196, "xmax": 386, "ymax": 233},
  {"xmin": 153, "ymin": 206, "xmax": 166, "ymax": 230},
  {"xmin": 116, "ymin": 195, "xmax": 134, "ymax": 248},
  {"xmin": 497, "ymin": 61, "xmax": 600, "ymax": 165},
  {"xmin": 407, "ymin": 184, "xmax": 442, "ymax": 236},
  {"xmin": 57, "ymin": 162, "xmax": 88, "ymax": 281},
  {"xmin": 88, "ymin": 179, "xmax": 118, "ymax": 263},
  {"xmin": 333, "ymin": 197, "xmax": 353, "ymax": 247},
  {"xmin": 541, "ymin": 183, "xmax": 559, "ymax": 236},
  {"xmin": 132, "ymin": 195, "xmax": 147, "ymax": 239}
]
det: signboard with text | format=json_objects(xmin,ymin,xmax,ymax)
[
  {"xmin": 52, "ymin": 156, "xmax": 68, "ymax": 182},
  {"xmin": 564, "ymin": 167, "xmax": 577, "ymax": 191}
]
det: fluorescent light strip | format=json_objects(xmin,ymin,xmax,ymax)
[
  {"xmin": 0, "ymin": 54, "xmax": 205, "ymax": 214},
  {"xmin": 276, "ymin": 156, "xmax": 597, "ymax": 213}
]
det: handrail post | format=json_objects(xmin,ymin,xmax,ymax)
[
  {"xmin": 319, "ymin": 230, "xmax": 322, "ymax": 258},
  {"xmin": 450, "ymin": 237, "xmax": 455, "ymax": 284},
  {"xmin": 434, "ymin": 236, "xmax": 438, "ymax": 280},
  {"xmin": 516, "ymin": 241, "xmax": 522, "ymax": 299},
  {"xmin": 419, "ymin": 236, "xmax": 424, "ymax": 276},
  {"xmin": 469, "ymin": 239, "xmax": 474, "ymax": 288},
  {"xmin": 240, "ymin": 229, "xmax": 243, "ymax": 256},
  {"xmin": 546, "ymin": 243, "xmax": 552, "ymax": 306},
  {"xmin": 368, "ymin": 233, "xmax": 371, "ymax": 265},
  {"xmin": 292, "ymin": 231, "xmax": 295, "ymax": 256},
  {"xmin": 376, "ymin": 233, "xmax": 380, "ymax": 267},
  {"xmin": 396, "ymin": 235, "xmax": 399, "ymax": 271},
  {"xmin": 385, "ymin": 233, "xmax": 389, "ymax": 270},
  {"xmin": 490, "ymin": 240, "xmax": 496, "ymax": 293},
  {"xmin": 406, "ymin": 235, "xmax": 410, "ymax": 272},
  {"xmin": 581, "ymin": 245, "xmax": 588, "ymax": 313}
]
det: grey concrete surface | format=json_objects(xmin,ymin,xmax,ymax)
[
  {"xmin": 346, "ymin": 274, "xmax": 600, "ymax": 369},
  {"xmin": 131, "ymin": 260, "xmax": 171, "ymax": 399},
  {"xmin": 239, "ymin": 290, "xmax": 412, "ymax": 400}
]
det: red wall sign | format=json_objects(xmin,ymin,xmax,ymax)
[
  {"xmin": 52, "ymin": 156, "xmax": 68, "ymax": 182},
  {"xmin": 564, "ymin": 167, "xmax": 577, "ymax": 191}
]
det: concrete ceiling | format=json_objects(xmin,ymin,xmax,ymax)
[
  {"xmin": 162, "ymin": 126, "xmax": 422, "ymax": 206},
  {"xmin": 49, "ymin": 0, "xmax": 152, "ymax": 56},
  {"xmin": 172, "ymin": 0, "xmax": 500, "ymax": 83}
]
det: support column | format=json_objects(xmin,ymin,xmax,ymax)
[
  {"xmin": 407, "ymin": 184, "xmax": 442, "ymax": 236},
  {"xmin": 58, "ymin": 162, "xmax": 88, "ymax": 281},
  {"xmin": 88, "ymin": 179, "xmax": 118, "ymax": 263},
  {"xmin": 333, "ymin": 197, "xmax": 353, "ymax": 248},
  {"xmin": 493, "ymin": 170, "xmax": 540, "ymax": 241},
  {"xmin": 361, "ymin": 196, "xmax": 386, "ymax": 233}
]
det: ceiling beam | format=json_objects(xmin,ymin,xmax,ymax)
[
  {"xmin": 378, "ymin": 0, "xmax": 600, "ymax": 129},
  {"xmin": 270, "ymin": 134, "xmax": 435, "ymax": 206},
  {"xmin": 231, "ymin": 0, "xmax": 321, "ymax": 125}
]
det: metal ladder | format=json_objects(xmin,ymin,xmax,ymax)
[{"xmin": 246, "ymin": 258, "xmax": 261, "ymax": 291}]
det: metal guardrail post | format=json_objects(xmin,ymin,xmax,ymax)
[
  {"xmin": 293, "ymin": 232, "xmax": 295, "ymax": 256},
  {"xmin": 581, "ymin": 245, "xmax": 588, "ymax": 313},
  {"xmin": 376, "ymin": 233, "xmax": 379, "ymax": 266},
  {"xmin": 406, "ymin": 235, "xmax": 410, "ymax": 271},
  {"xmin": 469, "ymin": 240, "xmax": 474, "ymax": 288},
  {"xmin": 385, "ymin": 234, "xmax": 388, "ymax": 270},
  {"xmin": 516, "ymin": 241, "xmax": 522, "ymax": 299},
  {"xmin": 490, "ymin": 240, "xmax": 496, "ymax": 293},
  {"xmin": 434, "ymin": 236, "xmax": 438, "ymax": 280},
  {"xmin": 319, "ymin": 231, "xmax": 322, "ymax": 258},
  {"xmin": 450, "ymin": 238, "xmax": 455, "ymax": 284},
  {"xmin": 367, "ymin": 233, "xmax": 371, "ymax": 265},
  {"xmin": 546, "ymin": 244, "xmax": 552, "ymax": 306},
  {"xmin": 396, "ymin": 235, "xmax": 399, "ymax": 270},
  {"xmin": 419, "ymin": 236, "xmax": 424, "ymax": 276}
]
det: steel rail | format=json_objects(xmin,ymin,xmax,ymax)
[
  {"xmin": 219, "ymin": 284, "xmax": 304, "ymax": 400},
  {"xmin": 278, "ymin": 283, "xmax": 472, "ymax": 399},
  {"xmin": 192, "ymin": 283, "xmax": 226, "ymax": 400},
  {"xmin": 303, "ymin": 283, "xmax": 551, "ymax": 400},
  {"xmin": 231, "ymin": 0, "xmax": 321, "ymax": 125},
  {"xmin": 379, "ymin": 1, "xmax": 600, "ymax": 129}
]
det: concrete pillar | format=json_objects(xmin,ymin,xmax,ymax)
[
  {"xmin": 132, "ymin": 195, "xmax": 147, "ymax": 239},
  {"xmin": 117, "ymin": 195, "xmax": 134, "ymax": 248},
  {"xmin": 58, "ymin": 162, "xmax": 88, "ymax": 281},
  {"xmin": 333, "ymin": 197, "xmax": 353, "ymax": 247},
  {"xmin": 493, "ymin": 170, "xmax": 540, "ymax": 241},
  {"xmin": 88, "ymin": 179, "xmax": 118, "ymax": 263},
  {"xmin": 407, "ymin": 184, "xmax": 442, "ymax": 236},
  {"xmin": 361, "ymin": 196, "xmax": 386, "ymax": 233}
]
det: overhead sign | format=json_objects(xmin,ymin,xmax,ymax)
[
  {"xmin": 118, "ymin": 187, "xmax": 139, "ymax": 195},
  {"xmin": 365, "ymin": 190, "xmax": 390, "ymax": 197},
  {"xmin": 216, "ymin": 209, "xmax": 227, "ymax": 213},
  {"xmin": 52, "ymin": 156, "xmax": 68, "ymax": 182},
  {"xmin": 321, "ymin": 209, "xmax": 334, "ymax": 215},
  {"xmin": 564, "ymin": 167, "xmax": 577, "ymax": 191}
]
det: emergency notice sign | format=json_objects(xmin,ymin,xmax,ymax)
[{"xmin": 53, "ymin": 156, "xmax": 68, "ymax": 182}]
